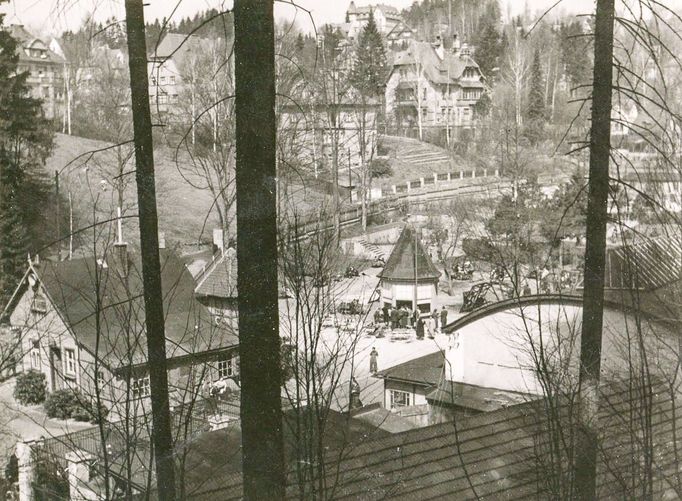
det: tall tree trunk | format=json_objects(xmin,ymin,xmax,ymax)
[
  {"xmin": 332, "ymin": 110, "xmax": 341, "ymax": 244},
  {"xmin": 234, "ymin": 0, "xmax": 286, "ymax": 498},
  {"xmin": 123, "ymin": 1, "xmax": 176, "ymax": 499},
  {"xmin": 575, "ymin": 0, "xmax": 615, "ymax": 498}
]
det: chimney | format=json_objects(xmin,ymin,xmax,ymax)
[
  {"xmin": 434, "ymin": 35, "xmax": 444, "ymax": 60},
  {"xmin": 460, "ymin": 42, "xmax": 470, "ymax": 59},
  {"xmin": 452, "ymin": 33, "xmax": 460, "ymax": 52},
  {"xmin": 213, "ymin": 228, "xmax": 225, "ymax": 255},
  {"xmin": 158, "ymin": 231, "xmax": 166, "ymax": 249},
  {"xmin": 114, "ymin": 242, "xmax": 128, "ymax": 278}
]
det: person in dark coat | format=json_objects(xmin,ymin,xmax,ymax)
[
  {"xmin": 382, "ymin": 304, "xmax": 389, "ymax": 324},
  {"xmin": 400, "ymin": 307, "xmax": 408, "ymax": 328},
  {"xmin": 416, "ymin": 316, "xmax": 425, "ymax": 339},
  {"xmin": 432, "ymin": 309, "xmax": 439, "ymax": 331},
  {"xmin": 412, "ymin": 309, "xmax": 419, "ymax": 327},
  {"xmin": 369, "ymin": 348, "xmax": 378, "ymax": 374},
  {"xmin": 440, "ymin": 306, "xmax": 448, "ymax": 329},
  {"xmin": 390, "ymin": 306, "xmax": 398, "ymax": 330}
]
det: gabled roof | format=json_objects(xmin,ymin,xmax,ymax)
[
  {"xmin": 192, "ymin": 379, "xmax": 681, "ymax": 500},
  {"xmin": 391, "ymin": 40, "xmax": 481, "ymax": 86},
  {"xmin": 347, "ymin": 2, "xmax": 400, "ymax": 17},
  {"xmin": 8, "ymin": 25, "xmax": 66, "ymax": 65},
  {"xmin": 378, "ymin": 226, "xmax": 440, "ymax": 281},
  {"xmin": 194, "ymin": 248, "xmax": 238, "ymax": 299},
  {"xmin": 376, "ymin": 350, "xmax": 444, "ymax": 386},
  {"xmin": 149, "ymin": 32, "xmax": 213, "ymax": 69},
  {"xmin": 386, "ymin": 20, "xmax": 414, "ymax": 40},
  {"xmin": 19, "ymin": 248, "xmax": 237, "ymax": 369}
]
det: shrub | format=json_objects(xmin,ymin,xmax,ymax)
[
  {"xmin": 14, "ymin": 371, "xmax": 46, "ymax": 405},
  {"xmin": 44, "ymin": 389, "xmax": 107, "ymax": 423},
  {"xmin": 369, "ymin": 158, "xmax": 393, "ymax": 178},
  {"xmin": 72, "ymin": 399, "xmax": 108, "ymax": 424},
  {"xmin": 44, "ymin": 389, "xmax": 78, "ymax": 420}
]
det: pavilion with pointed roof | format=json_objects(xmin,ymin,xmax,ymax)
[{"xmin": 377, "ymin": 226, "xmax": 440, "ymax": 313}]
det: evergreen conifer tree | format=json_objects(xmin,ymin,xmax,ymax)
[
  {"xmin": 350, "ymin": 10, "xmax": 388, "ymax": 98},
  {"xmin": 0, "ymin": 10, "xmax": 54, "ymax": 303},
  {"xmin": 525, "ymin": 48, "xmax": 547, "ymax": 144},
  {"xmin": 472, "ymin": 1, "xmax": 503, "ymax": 83},
  {"xmin": 527, "ymin": 48, "xmax": 546, "ymax": 121}
]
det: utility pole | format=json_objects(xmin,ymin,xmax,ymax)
[
  {"xmin": 234, "ymin": 0, "xmax": 286, "ymax": 499},
  {"xmin": 123, "ymin": 1, "xmax": 176, "ymax": 499},
  {"xmin": 55, "ymin": 171, "xmax": 61, "ymax": 261},
  {"xmin": 348, "ymin": 148, "xmax": 352, "ymax": 200},
  {"xmin": 575, "ymin": 0, "xmax": 615, "ymax": 499},
  {"xmin": 414, "ymin": 225, "xmax": 418, "ymax": 312}
]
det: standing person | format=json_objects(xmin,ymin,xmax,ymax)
[
  {"xmin": 369, "ymin": 347, "xmax": 378, "ymax": 374},
  {"xmin": 440, "ymin": 306, "xmax": 448, "ymax": 330},
  {"xmin": 416, "ymin": 316, "xmax": 425, "ymax": 340},
  {"xmin": 390, "ymin": 306, "xmax": 398, "ymax": 330},
  {"xmin": 427, "ymin": 315, "xmax": 435, "ymax": 339},
  {"xmin": 382, "ymin": 303, "xmax": 389, "ymax": 325},
  {"xmin": 432, "ymin": 309, "xmax": 439, "ymax": 331},
  {"xmin": 412, "ymin": 308, "xmax": 419, "ymax": 328}
]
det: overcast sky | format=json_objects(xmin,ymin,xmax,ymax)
[{"xmin": 1, "ymin": 0, "xmax": 600, "ymax": 37}]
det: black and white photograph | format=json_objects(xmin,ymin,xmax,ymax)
[{"xmin": 0, "ymin": 0, "xmax": 680, "ymax": 498}]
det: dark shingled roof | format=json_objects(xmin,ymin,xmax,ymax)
[
  {"xmin": 34, "ymin": 248, "xmax": 237, "ymax": 368},
  {"xmin": 9, "ymin": 25, "xmax": 66, "ymax": 64},
  {"xmin": 378, "ymin": 226, "xmax": 440, "ymax": 281},
  {"xmin": 191, "ymin": 379, "xmax": 682, "ymax": 500},
  {"xmin": 194, "ymin": 248, "xmax": 238, "ymax": 299},
  {"xmin": 376, "ymin": 350, "xmax": 444, "ymax": 386},
  {"xmin": 392, "ymin": 40, "xmax": 482, "ymax": 85}
]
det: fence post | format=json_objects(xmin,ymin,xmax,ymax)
[{"xmin": 17, "ymin": 440, "xmax": 35, "ymax": 501}]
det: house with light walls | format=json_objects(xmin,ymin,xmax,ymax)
[
  {"xmin": 1, "ymin": 237, "xmax": 239, "ymax": 416},
  {"xmin": 384, "ymin": 35, "xmax": 485, "ymax": 135}
]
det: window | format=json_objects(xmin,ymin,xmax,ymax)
[
  {"xmin": 169, "ymin": 75, "xmax": 176, "ymax": 84},
  {"xmin": 158, "ymin": 94, "xmax": 168, "ymax": 104},
  {"xmin": 30, "ymin": 340, "xmax": 40, "ymax": 369},
  {"xmin": 151, "ymin": 76, "xmax": 157, "ymax": 85},
  {"xmin": 218, "ymin": 354, "xmax": 239, "ymax": 379},
  {"xmin": 389, "ymin": 389, "xmax": 411, "ymax": 409},
  {"xmin": 63, "ymin": 348, "xmax": 76, "ymax": 377},
  {"xmin": 132, "ymin": 376, "xmax": 150, "ymax": 399},
  {"xmin": 160, "ymin": 75, "xmax": 166, "ymax": 84},
  {"xmin": 422, "ymin": 87, "xmax": 427, "ymax": 100}
]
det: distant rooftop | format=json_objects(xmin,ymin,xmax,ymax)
[{"xmin": 378, "ymin": 225, "xmax": 440, "ymax": 281}]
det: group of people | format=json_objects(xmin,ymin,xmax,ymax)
[{"xmin": 374, "ymin": 304, "xmax": 449, "ymax": 340}]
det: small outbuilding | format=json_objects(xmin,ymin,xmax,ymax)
[{"xmin": 377, "ymin": 226, "xmax": 440, "ymax": 313}]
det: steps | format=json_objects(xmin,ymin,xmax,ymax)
[{"xmin": 359, "ymin": 239, "xmax": 385, "ymax": 260}]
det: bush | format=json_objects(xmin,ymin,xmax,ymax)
[
  {"xmin": 72, "ymin": 399, "xmax": 108, "ymax": 424},
  {"xmin": 44, "ymin": 389, "xmax": 78, "ymax": 420},
  {"xmin": 369, "ymin": 158, "xmax": 393, "ymax": 178},
  {"xmin": 44, "ymin": 389, "xmax": 107, "ymax": 423},
  {"xmin": 14, "ymin": 371, "xmax": 46, "ymax": 405}
]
